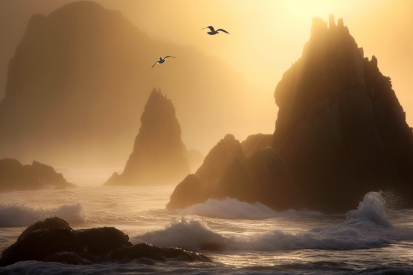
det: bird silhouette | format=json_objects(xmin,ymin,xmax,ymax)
[
  {"xmin": 202, "ymin": 26, "xmax": 229, "ymax": 35},
  {"xmin": 151, "ymin": 56, "xmax": 176, "ymax": 68}
]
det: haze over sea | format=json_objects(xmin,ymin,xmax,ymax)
[{"xmin": 1, "ymin": 168, "xmax": 413, "ymax": 274}]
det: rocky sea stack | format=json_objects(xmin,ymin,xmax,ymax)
[
  {"xmin": 0, "ymin": 158, "xmax": 75, "ymax": 190},
  {"xmin": 167, "ymin": 16, "xmax": 413, "ymax": 212},
  {"xmin": 105, "ymin": 89, "xmax": 190, "ymax": 186}
]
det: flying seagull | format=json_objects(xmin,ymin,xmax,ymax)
[
  {"xmin": 151, "ymin": 56, "xmax": 176, "ymax": 68},
  {"xmin": 202, "ymin": 26, "xmax": 229, "ymax": 35}
]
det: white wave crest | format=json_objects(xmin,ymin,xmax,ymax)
[
  {"xmin": 183, "ymin": 198, "xmax": 321, "ymax": 219},
  {"xmin": 239, "ymin": 192, "xmax": 413, "ymax": 250},
  {"xmin": 0, "ymin": 203, "xmax": 84, "ymax": 227},
  {"xmin": 135, "ymin": 192, "xmax": 413, "ymax": 251},
  {"xmin": 132, "ymin": 218, "xmax": 230, "ymax": 250}
]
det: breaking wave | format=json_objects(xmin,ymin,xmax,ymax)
[
  {"xmin": 135, "ymin": 192, "xmax": 413, "ymax": 251},
  {"xmin": 0, "ymin": 203, "xmax": 84, "ymax": 227}
]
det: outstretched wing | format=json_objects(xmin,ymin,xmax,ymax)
[
  {"xmin": 164, "ymin": 56, "xmax": 176, "ymax": 59},
  {"xmin": 151, "ymin": 61, "xmax": 159, "ymax": 68},
  {"xmin": 217, "ymin": 29, "xmax": 229, "ymax": 34},
  {"xmin": 202, "ymin": 26, "xmax": 215, "ymax": 32}
]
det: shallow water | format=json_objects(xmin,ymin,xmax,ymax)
[{"xmin": 1, "ymin": 168, "xmax": 413, "ymax": 274}]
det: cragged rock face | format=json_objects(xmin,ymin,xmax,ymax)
[
  {"xmin": 167, "ymin": 137, "xmax": 295, "ymax": 211},
  {"xmin": 272, "ymin": 15, "xmax": 413, "ymax": 211},
  {"xmin": 74, "ymin": 227, "xmax": 132, "ymax": 255},
  {"xmin": 0, "ymin": 217, "xmax": 211, "ymax": 267}
]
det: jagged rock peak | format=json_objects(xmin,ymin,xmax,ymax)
[
  {"xmin": 272, "ymin": 15, "xmax": 413, "ymax": 211},
  {"xmin": 104, "ymin": 88, "xmax": 190, "ymax": 186}
]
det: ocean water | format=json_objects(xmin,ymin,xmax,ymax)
[{"xmin": 0, "ymin": 168, "xmax": 413, "ymax": 274}]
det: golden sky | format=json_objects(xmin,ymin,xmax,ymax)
[{"xmin": 1, "ymin": 0, "xmax": 412, "ymax": 126}]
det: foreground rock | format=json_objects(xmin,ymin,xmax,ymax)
[
  {"xmin": 104, "ymin": 89, "xmax": 190, "ymax": 186},
  {"xmin": 167, "ymin": 134, "xmax": 294, "ymax": 210},
  {"xmin": 167, "ymin": 15, "xmax": 413, "ymax": 213},
  {"xmin": 0, "ymin": 159, "xmax": 75, "ymax": 190},
  {"xmin": 0, "ymin": 217, "xmax": 211, "ymax": 267}
]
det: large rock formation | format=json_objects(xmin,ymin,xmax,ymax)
[
  {"xmin": 0, "ymin": 217, "xmax": 210, "ymax": 267},
  {"xmin": 0, "ymin": 158, "xmax": 75, "ymax": 190},
  {"xmin": 271, "ymin": 15, "xmax": 413, "ymax": 211},
  {"xmin": 167, "ymin": 16, "xmax": 413, "ymax": 212},
  {"xmin": 0, "ymin": 1, "xmax": 270, "ymax": 168},
  {"xmin": 104, "ymin": 89, "xmax": 190, "ymax": 186},
  {"xmin": 167, "ymin": 134, "xmax": 295, "ymax": 210}
]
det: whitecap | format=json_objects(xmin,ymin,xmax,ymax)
[
  {"xmin": 135, "ymin": 192, "xmax": 413, "ymax": 252},
  {"xmin": 0, "ymin": 203, "xmax": 84, "ymax": 227}
]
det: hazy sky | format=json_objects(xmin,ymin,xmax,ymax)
[{"xmin": 1, "ymin": 0, "xmax": 412, "ymax": 123}]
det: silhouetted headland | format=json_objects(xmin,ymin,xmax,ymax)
[
  {"xmin": 0, "ymin": 158, "xmax": 75, "ymax": 190},
  {"xmin": 167, "ymin": 15, "xmax": 413, "ymax": 213},
  {"xmin": 104, "ymin": 89, "xmax": 190, "ymax": 186}
]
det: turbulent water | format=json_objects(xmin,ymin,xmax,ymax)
[{"xmin": 1, "ymin": 168, "xmax": 413, "ymax": 274}]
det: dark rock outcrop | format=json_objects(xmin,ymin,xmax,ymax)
[
  {"xmin": 167, "ymin": 15, "xmax": 413, "ymax": 213},
  {"xmin": 0, "ymin": 227, "xmax": 82, "ymax": 267},
  {"xmin": 271, "ymin": 15, "xmax": 413, "ymax": 211},
  {"xmin": 18, "ymin": 217, "xmax": 70, "ymax": 241},
  {"xmin": 0, "ymin": 217, "xmax": 211, "ymax": 267},
  {"xmin": 112, "ymin": 243, "xmax": 211, "ymax": 262},
  {"xmin": 167, "ymin": 134, "xmax": 244, "ymax": 209},
  {"xmin": 167, "ymin": 135, "xmax": 294, "ymax": 210},
  {"xmin": 74, "ymin": 227, "xmax": 131, "ymax": 255},
  {"xmin": 0, "ymin": 158, "xmax": 75, "ymax": 190},
  {"xmin": 104, "ymin": 89, "xmax": 190, "ymax": 186}
]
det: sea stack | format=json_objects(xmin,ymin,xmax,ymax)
[
  {"xmin": 272, "ymin": 15, "xmax": 413, "ymax": 211},
  {"xmin": 167, "ymin": 15, "xmax": 413, "ymax": 212},
  {"xmin": 105, "ymin": 89, "xmax": 190, "ymax": 186}
]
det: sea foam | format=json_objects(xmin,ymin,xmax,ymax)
[
  {"xmin": 132, "ymin": 218, "xmax": 230, "ymax": 250},
  {"xmin": 0, "ymin": 203, "xmax": 84, "ymax": 227},
  {"xmin": 136, "ymin": 192, "xmax": 413, "ymax": 251}
]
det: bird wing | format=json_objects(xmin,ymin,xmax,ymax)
[
  {"xmin": 164, "ymin": 56, "xmax": 176, "ymax": 59},
  {"xmin": 151, "ymin": 61, "xmax": 159, "ymax": 68},
  {"xmin": 217, "ymin": 29, "xmax": 229, "ymax": 34},
  {"xmin": 202, "ymin": 26, "xmax": 215, "ymax": 32}
]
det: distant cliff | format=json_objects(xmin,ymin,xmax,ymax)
[
  {"xmin": 105, "ymin": 89, "xmax": 190, "ymax": 185},
  {"xmin": 0, "ymin": 159, "xmax": 75, "ymax": 190},
  {"xmin": 167, "ymin": 16, "xmax": 413, "ymax": 212},
  {"xmin": 0, "ymin": 1, "xmax": 269, "ymax": 168}
]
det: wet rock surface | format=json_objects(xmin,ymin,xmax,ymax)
[{"xmin": 0, "ymin": 217, "xmax": 211, "ymax": 266}]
